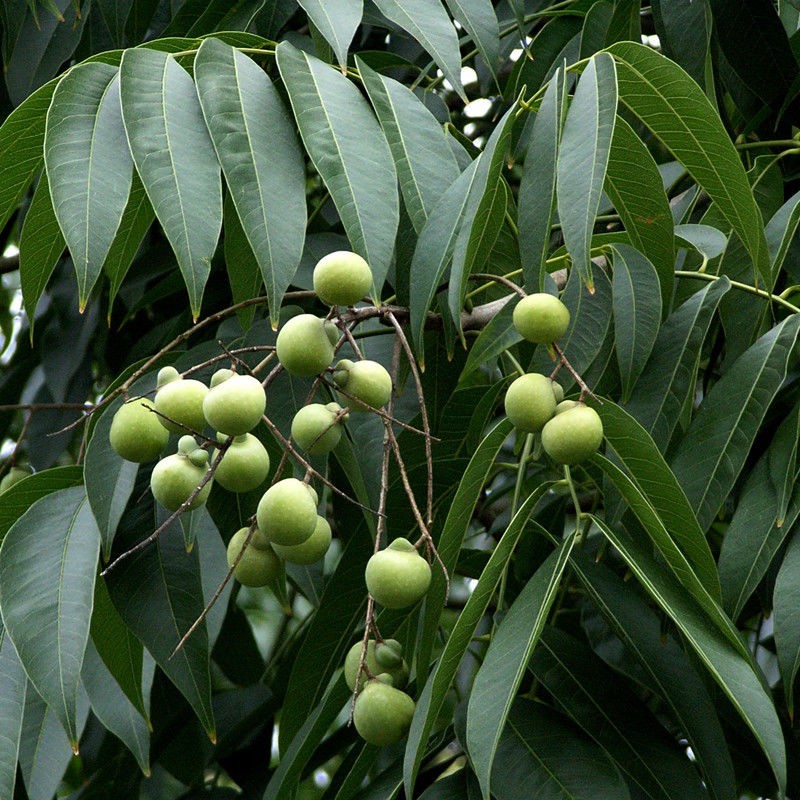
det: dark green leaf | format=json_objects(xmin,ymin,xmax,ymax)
[
  {"xmin": 0, "ymin": 622, "xmax": 27, "ymax": 800},
  {"xmin": 223, "ymin": 192, "xmax": 262, "ymax": 331},
  {"xmin": 766, "ymin": 188, "xmax": 800, "ymax": 280},
  {"xmin": 298, "ymin": 0, "xmax": 362, "ymax": 68},
  {"xmin": 651, "ymin": 0, "xmax": 712, "ymax": 92},
  {"xmin": 461, "ymin": 296, "xmax": 518, "ymax": 380},
  {"xmin": 774, "ymin": 532, "xmax": 800, "ymax": 717},
  {"xmin": 675, "ymin": 223, "xmax": 728, "ymax": 261},
  {"xmin": 0, "ymin": 486, "xmax": 99, "ymax": 747},
  {"xmin": 444, "ymin": 0, "xmax": 500, "ymax": 83}
]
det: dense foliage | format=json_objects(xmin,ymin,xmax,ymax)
[{"xmin": 1, "ymin": 0, "xmax": 800, "ymax": 798}]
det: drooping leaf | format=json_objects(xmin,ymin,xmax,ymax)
[
  {"xmin": 195, "ymin": 38, "xmax": 306, "ymax": 326},
  {"xmin": 467, "ymin": 534, "xmax": 575, "ymax": 800},
  {"xmin": 675, "ymin": 223, "xmax": 728, "ymax": 262},
  {"xmin": 556, "ymin": 52, "xmax": 617, "ymax": 287},
  {"xmin": 0, "ymin": 486, "xmax": 99, "ymax": 748},
  {"xmin": 460, "ymin": 296, "xmax": 519, "ymax": 380},
  {"xmin": 276, "ymin": 41, "xmax": 398, "ymax": 294},
  {"xmin": 119, "ymin": 47, "xmax": 223, "ymax": 319},
  {"xmin": 774, "ymin": 532, "xmax": 800, "ymax": 717},
  {"xmin": 651, "ymin": 0, "xmax": 712, "ymax": 93},
  {"xmin": 766, "ymin": 188, "xmax": 800, "ymax": 281},
  {"xmin": 768, "ymin": 401, "xmax": 800, "ymax": 528},
  {"xmin": 298, "ymin": 0, "xmax": 363, "ymax": 68},
  {"xmin": 0, "ymin": 622, "xmax": 27, "ymax": 800},
  {"xmin": 223, "ymin": 192, "xmax": 262, "ymax": 331},
  {"xmin": 45, "ymin": 64, "xmax": 133, "ymax": 309},
  {"xmin": 444, "ymin": 0, "xmax": 500, "ymax": 83}
]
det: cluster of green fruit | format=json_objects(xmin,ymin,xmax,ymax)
[{"xmin": 505, "ymin": 293, "xmax": 603, "ymax": 464}]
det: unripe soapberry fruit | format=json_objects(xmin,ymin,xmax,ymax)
[
  {"xmin": 213, "ymin": 433, "xmax": 270, "ymax": 493},
  {"xmin": 150, "ymin": 448, "xmax": 213, "ymax": 511},
  {"xmin": 554, "ymin": 399, "xmax": 580, "ymax": 414},
  {"xmin": 256, "ymin": 477, "xmax": 318, "ymax": 546},
  {"xmin": 154, "ymin": 366, "xmax": 209, "ymax": 433},
  {"xmin": 504, "ymin": 373, "xmax": 557, "ymax": 433},
  {"xmin": 109, "ymin": 397, "xmax": 169, "ymax": 462},
  {"xmin": 276, "ymin": 314, "xmax": 337, "ymax": 377},
  {"xmin": 313, "ymin": 250, "xmax": 373, "ymax": 306},
  {"xmin": 271, "ymin": 515, "xmax": 332, "ymax": 564},
  {"xmin": 344, "ymin": 639, "xmax": 408, "ymax": 691},
  {"xmin": 353, "ymin": 678, "xmax": 416, "ymax": 746},
  {"xmin": 512, "ymin": 293, "xmax": 570, "ymax": 343},
  {"xmin": 226, "ymin": 527, "xmax": 280, "ymax": 587},
  {"xmin": 291, "ymin": 402, "xmax": 346, "ymax": 455},
  {"xmin": 333, "ymin": 359, "xmax": 392, "ymax": 412},
  {"xmin": 203, "ymin": 370, "xmax": 266, "ymax": 435},
  {"xmin": 365, "ymin": 537, "xmax": 432, "ymax": 608},
  {"xmin": 550, "ymin": 380, "xmax": 564, "ymax": 403},
  {"xmin": 541, "ymin": 403, "xmax": 603, "ymax": 464}
]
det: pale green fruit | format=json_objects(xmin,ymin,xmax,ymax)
[
  {"xmin": 109, "ymin": 397, "xmax": 169, "ymax": 462},
  {"xmin": 226, "ymin": 527, "xmax": 281, "ymax": 587},
  {"xmin": 150, "ymin": 452, "xmax": 213, "ymax": 511},
  {"xmin": 0, "ymin": 466, "xmax": 31, "ymax": 493},
  {"xmin": 276, "ymin": 314, "xmax": 336, "ymax": 377},
  {"xmin": 555, "ymin": 399, "xmax": 580, "ymax": 414},
  {"xmin": 550, "ymin": 380, "xmax": 564, "ymax": 403},
  {"xmin": 541, "ymin": 403, "xmax": 604, "ymax": 464},
  {"xmin": 344, "ymin": 639, "xmax": 408, "ymax": 691},
  {"xmin": 365, "ymin": 538, "xmax": 431, "ymax": 609},
  {"xmin": 202, "ymin": 371, "xmax": 266, "ymax": 435},
  {"xmin": 154, "ymin": 370, "xmax": 209, "ymax": 434},
  {"xmin": 256, "ymin": 477, "xmax": 318, "ymax": 545},
  {"xmin": 333, "ymin": 359, "xmax": 392, "ymax": 411},
  {"xmin": 271, "ymin": 515, "xmax": 331, "ymax": 564},
  {"xmin": 213, "ymin": 433, "xmax": 270, "ymax": 493},
  {"xmin": 353, "ymin": 679, "xmax": 416, "ymax": 746},
  {"xmin": 313, "ymin": 250, "xmax": 373, "ymax": 306},
  {"xmin": 291, "ymin": 403, "xmax": 345, "ymax": 455},
  {"xmin": 512, "ymin": 293, "xmax": 570, "ymax": 343},
  {"xmin": 374, "ymin": 639, "xmax": 404, "ymax": 670},
  {"xmin": 504, "ymin": 373, "xmax": 557, "ymax": 433}
]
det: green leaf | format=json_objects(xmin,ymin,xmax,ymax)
[
  {"xmin": 670, "ymin": 313, "xmax": 800, "ymax": 531},
  {"xmin": 467, "ymin": 534, "xmax": 575, "ymax": 800},
  {"xmin": 571, "ymin": 551, "xmax": 737, "ymax": 800},
  {"xmin": 775, "ymin": 532, "xmax": 800, "ymax": 717},
  {"xmin": 608, "ymin": 41, "xmax": 770, "ymax": 282},
  {"xmin": 605, "ymin": 116, "xmax": 674, "ymax": 311},
  {"xmin": 768, "ymin": 401, "xmax": 800, "ymax": 528},
  {"xmin": 195, "ymin": 38, "xmax": 306, "ymax": 326},
  {"xmin": 372, "ymin": 0, "xmax": 465, "ymax": 100},
  {"xmin": 223, "ymin": 192, "xmax": 262, "ymax": 331},
  {"xmin": 404, "ymin": 481, "xmax": 553, "ymax": 797},
  {"xmin": 518, "ymin": 68, "xmax": 565, "ymax": 291},
  {"xmin": 623, "ymin": 278, "xmax": 730, "ymax": 451},
  {"xmin": 492, "ymin": 700, "xmax": 630, "ymax": 800},
  {"xmin": 530, "ymin": 627, "xmax": 707, "ymax": 800},
  {"xmin": 596, "ymin": 402, "xmax": 720, "ymax": 600},
  {"xmin": 298, "ymin": 0, "xmax": 362, "ymax": 68},
  {"xmin": 461, "ymin": 296, "xmax": 519, "ymax": 380},
  {"xmin": 276, "ymin": 41, "xmax": 398, "ymax": 294},
  {"xmin": 651, "ymin": 0, "xmax": 712, "ymax": 92},
  {"xmin": 611, "ymin": 244, "xmax": 661, "ymax": 401},
  {"xmin": 0, "ymin": 79, "xmax": 56, "ymax": 231},
  {"xmin": 589, "ymin": 515, "xmax": 786, "ymax": 793},
  {"xmin": 358, "ymin": 57, "xmax": 460, "ymax": 235},
  {"xmin": 443, "ymin": 0, "xmax": 500, "ymax": 83},
  {"xmin": 556, "ymin": 52, "xmax": 617, "ymax": 287},
  {"xmin": 766, "ymin": 188, "xmax": 800, "ymax": 280},
  {"xmin": 20, "ymin": 171, "xmax": 66, "ymax": 330},
  {"xmin": 81, "ymin": 638, "xmax": 150, "ymax": 774},
  {"xmin": 675, "ymin": 223, "xmax": 728, "ymax": 260},
  {"xmin": 45, "ymin": 63, "xmax": 133, "ymax": 310},
  {"xmin": 119, "ymin": 47, "xmax": 222, "ymax": 320},
  {"xmin": 0, "ymin": 486, "xmax": 100, "ymax": 747},
  {"xmin": 0, "ymin": 622, "xmax": 27, "ymax": 800}
]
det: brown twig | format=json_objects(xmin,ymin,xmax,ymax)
[
  {"xmin": 550, "ymin": 343, "xmax": 602, "ymax": 403},
  {"xmin": 469, "ymin": 272, "xmax": 526, "ymax": 299}
]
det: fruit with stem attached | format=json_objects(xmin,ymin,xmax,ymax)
[
  {"xmin": 276, "ymin": 315, "xmax": 338, "ymax": 377},
  {"xmin": 212, "ymin": 433, "xmax": 270, "ymax": 493},
  {"xmin": 271, "ymin": 515, "xmax": 332, "ymax": 564},
  {"xmin": 344, "ymin": 639, "xmax": 409, "ymax": 691},
  {"xmin": 313, "ymin": 250, "xmax": 373, "ymax": 306},
  {"xmin": 541, "ymin": 403, "xmax": 603, "ymax": 464},
  {"xmin": 512, "ymin": 293, "xmax": 570, "ymax": 343},
  {"xmin": 226, "ymin": 527, "xmax": 281, "ymax": 587},
  {"xmin": 203, "ymin": 370, "xmax": 266, "ymax": 435},
  {"xmin": 353, "ymin": 677, "xmax": 416, "ymax": 746},
  {"xmin": 504, "ymin": 373, "xmax": 557, "ymax": 433},
  {"xmin": 291, "ymin": 402, "xmax": 346, "ymax": 455},
  {"xmin": 154, "ymin": 366, "xmax": 209, "ymax": 433},
  {"xmin": 332, "ymin": 359, "xmax": 392, "ymax": 412},
  {"xmin": 365, "ymin": 537, "xmax": 431, "ymax": 608},
  {"xmin": 256, "ymin": 477, "xmax": 318, "ymax": 545},
  {"xmin": 150, "ymin": 438, "xmax": 213, "ymax": 511},
  {"xmin": 109, "ymin": 397, "xmax": 169, "ymax": 462}
]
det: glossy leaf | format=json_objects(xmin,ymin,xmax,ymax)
[
  {"xmin": 774, "ymin": 532, "xmax": 800, "ymax": 717},
  {"xmin": 444, "ymin": 0, "xmax": 500, "ymax": 83},
  {"xmin": 276, "ymin": 41, "xmax": 398, "ymax": 294},
  {"xmin": 119, "ymin": 47, "xmax": 222, "ymax": 319},
  {"xmin": 45, "ymin": 64, "xmax": 133, "ymax": 309},
  {"xmin": 611, "ymin": 244, "xmax": 661, "ymax": 401},
  {"xmin": 467, "ymin": 534, "xmax": 575, "ymax": 799},
  {"xmin": 608, "ymin": 41, "xmax": 770, "ymax": 282},
  {"xmin": 298, "ymin": 0, "xmax": 362, "ymax": 67},
  {"xmin": 195, "ymin": 38, "xmax": 306, "ymax": 325},
  {"xmin": 670, "ymin": 313, "xmax": 800, "ymax": 531},
  {"xmin": 556, "ymin": 52, "xmax": 617, "ymax": 287},
  {"xmin": 0, "ymin": 622, "xmax": 27, "ymax": 800}
]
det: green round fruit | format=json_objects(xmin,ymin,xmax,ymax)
[
  {"xmin": 226, "ymin": 527, "xmax": 281, "ymax": 587},
  {"xmin": 0, "ymin": 466, "xmax": 31, "ymax": 493},
  {"xmin": 202, "ymin": 371, "xmax": 266, "ymax": 435},
  {"xmin": 256, "ymin": 477, "xmax": 318, "ymax": 546},
  {"xmin": 541, "ymin": 403, "xmax": 604, "ymax": 464},
  {"xmin": 512, "ymin": 293, "xmax": 570, "ymax": 344},
  {"xmin": 374, "ymin": 639, "xmax": 404, "ymax": 670},
  {"xmin": 313, "ymin": 250, "xmax": 373, "ymax": 306},
  {"xmin": 353, "ymin": 679, "xmax": 416, "ymax": 746},
  {"xmin": 333, "ymin": 359, "xmax": 392, "ymax": 412},
  {"xmin": 213, "ymin": 433, "xmax": 270, "ymax": 493},
  {"xmin": 271, "ymin": 515, "xmax": 331, "ymax": 564},
  {"xmin": 550, "ymin": 380, "xmax": 564, "ymax": 403},
  {"xmin": 555, "ymin": 399, "xmax": 580, "ymax": 414},
  {"xmin": 365, "ymin": 538, "xmax": 431, "ymax": 609},
  {"xmin": 150, "ymin": 452, "xmax": 213, "ymax": 511},
  {"xmin": 344, "ymin": 639, "xmax": 408, "ymax": 691},
  {"xmin": 109, "ymin": 397, "xmax": 169, "ymax": 462},
  {"xmin": 504, "ymin": 373, "xmax": 557, "ymax": 433},
  {"xmin": 276, "ymin": 314, "xmax": 336, "ymax": 377},
  {"xmin": 291, "ymin": 403, "xmax": 345, "ymax": 455},
  {"xmin": 154, "ymin": 370, "xmax": 209, "ymax": 434}
]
